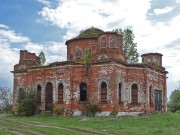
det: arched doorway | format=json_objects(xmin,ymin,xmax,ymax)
[
  {"xmin": 45, "ymin": 82, "xmax": 53, "ymax": 111},
  {"xmin": 155, "ymin": 90, "xmax": 162, "ymax": 111}
]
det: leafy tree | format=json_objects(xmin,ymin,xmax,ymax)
[
  {"xmin": 38, "ymin": 51, "xmax": 46, "ymax": 66},
  {"xmin": 168, "ymin": 88, "xmax": 180, "ymax": 112},
  {"xmin": 16, "ymin": 89, "xmax": 38, "ymax": 116},
  {"xmin": 113, "ymin": 28, "xmax": 139, "ymax": 63},
  {"xmin": 0, "ymin": 86, "xmax": 13, "ymax": 113}
]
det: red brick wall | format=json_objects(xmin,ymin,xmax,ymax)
[{"xmin": 12, "ymin": 31, "xmax": 167, "ymax": 115}]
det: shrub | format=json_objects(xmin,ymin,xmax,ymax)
[
  {"xmin": 53, "ymin": 108, "xmax": 64, "ymax": 116},
  {"xmin": 1, "ymin": 104, "xmax": 13, "ymax": 114},
  {"xmin": 175, "ymin": 110, "xmax": 180, "ymax": 113},
  {"xmin": 168, "ymin": 90, "xmax": 180, "ymax": 112},
  {"xmin": 16, "ymin": 89, "xmax": 38, "ymax": 116},
  {"xmin": 82, "ymin": 104, "xmax": 101, "ymax": 117},
  {"xmin": 39, "ymin": 111, "xmax": 52, "ymax": 117}
]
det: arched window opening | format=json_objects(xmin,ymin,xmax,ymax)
[
  {"xmin": 109, "ymin": 36, "xmax": 116, "ymax": 47},
  {"xmin": 101, "ymin": 82, "xmax": 107, "ymax": 103},
  {"xmin": 37, "ymin": 85, "xmax": 42, "ymax": 103},
  {"xmin": 101, "ymin": 37, "xmax": 107, "ymax": 48},
  {"xmin": 58, "ymin": 83, "xmax": 64, "ymax": 103},
  {"xmin": 76, "ymin": 50, "xmax": 81, "ymax": 60},
  {"xmin": 45, "ymin": 82, "xmax": 53, "ymax": 111},
  {"xmin": 119, "ymin": 83, "xmax": 122, "ymax": 103},
  {"xmin": 131, "ymin": 83, "xmax": 138, "ymax": 103},
  {"xmin": 80, "ymin": 83, "xmax": 87, "ymax": 101},
  {"xmin": 70, "ymin": 53, "xmax": 73, "ymax": 61}
]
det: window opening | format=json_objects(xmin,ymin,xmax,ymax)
[
  {"xmin": 80, "ymin": 83, "xmax": 87, "ymax": 101},
  {"xmin": 131, "ymin": 84, "xmax": 138, "ymax": 103},
  {"xmin": 58, "ymin": 83, "xmax": 64, "ymax": 103},
  {"xmin": 101, "ymin": 82, "xmax": 107, "ymax": 102}
]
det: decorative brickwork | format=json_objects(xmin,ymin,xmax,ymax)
[{"xmin": 12, "ymin": 28, "xmax": 168, "ymax": 116}]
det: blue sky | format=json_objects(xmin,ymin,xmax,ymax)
[{"xmin": 0, "ymin": 0, "xmax": 180, "ymax": 98}]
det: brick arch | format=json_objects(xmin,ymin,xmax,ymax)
[
  {"xmin": 37, "ymin": 84, "xmax": 42, "ymax": 104},
  {"xmin": 58, "ymin": 83, "xmax": 64, "ymax": 103},
  {"xmin": 109, "ymin": 36, "xmax": 117, "ymax": 48},
  {"xmin": 130, "ymin": 82, "xmax": 140, "ymax": 103},
  {"xmin": 76, "ymin": 49, "xmax": 82, "ymax": 60},
  {"xmin": 100, "ymin": 36, "xmax": 107, "ymax": 48},
  {"xmin": 100, "ymin": 81, "xmax": 108, "ymax": 103},
  {"xmin": 79, "ymin": 83, "xmax": 87, "ymax": 102},
  {"xmin": 45, "ymin": 82, "xmax": 53, "ymax": 111}
]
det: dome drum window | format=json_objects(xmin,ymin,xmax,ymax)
[
  {"xmin": 76, "ymin": 50, "xmax": 81, "ymax": 60},
  {"xmin": 109, "ymin": 36, "xmax": 116, "ymax": 48},
  {"xmin": 100, "ymin": 37, "xmax": 107, "ymax": 48}
]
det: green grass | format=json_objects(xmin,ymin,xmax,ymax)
[
  {"xmin": 0, "ymin": 130, "xmax": 16, "ymax": 135},
  {"xmin": 0, "ymin": 112, "xmax": 179, "ymax": 135}
]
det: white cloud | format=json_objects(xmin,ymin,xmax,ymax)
[
  {"xmin": 0, "ymin": 25, "xmax": 30, "ymax": 87},
  {"xmin": 0, "ymin": 24, "xmax": 9, "ymax": 29},
  {"xmin": 0, "ymin": 29, "xmax": 30, "ymax": 43},
  {"xmin": 24, "ymin": 42, "xmax": 44, "ymax": 54},
  {"xmin": 24, "ymin": 41, "xmax": 67, "ymax": 64},
  {"xmin": 154, "ymin": 7, "xmax": 174, "ymax": 15},
  {"xmin": 176, "ymin": 0, "xmax": 180, "ymax": 4},
  {"xmin": 36, "ymin": 0, "xmax": 50, "ymax": 6},
  {"xmin": 46, "ymin": 55, "xmax": 66, "ymax": 65},
  {"xmin": 0, "ymin": 41, "xmax": 19, "ymax": 88},
  {"xmin": 47, "ymin": 42, "xmax": 67, "ymax": 56},
  {"xmin": 38, "ymin": 0, "xmax": 151, "ymax": 40}
]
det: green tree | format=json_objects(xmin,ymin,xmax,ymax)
[
  {"xmin": 113, "ymin": 28, "xmax": 139, "ymax": 63},
  {"xmin": 38, "ymin": 51, "xmax": 46, "ymax": 66},
  {"xmin": 16, "ymin": 89, "xmax": 38, "ymax": 116},
  {"xmin": 83, "ymin": 49, "xmax": 91, "ymax": 69},
  {"xmin": 168, "ymin": 88, "xmax": 180, "ymax": 112}
]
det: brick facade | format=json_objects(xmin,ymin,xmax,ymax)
[{"xmin": 12, "ymin": 28, "xmax": 168, "ymax": 116}]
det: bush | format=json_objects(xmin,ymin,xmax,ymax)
[
  {"xmin": 168, "ymin": 90, "xmax": 180, "ymax": 112},
  {"xmin": 1, "ymin": 104, "xmax": 13, "ymax": 114},
  {"xmin": 82, "ymin": 104, "xmax": 101, "ymax": 117},
  {"xmin": 53, "ymin": 108, "xmax": 64, "ymax": 116},
  {"xmin": 39, "ymin": 111, "xmax": 52, "ymax": 117},
  {"xmin": 16, "ymin": 89, "xmax": 38, "ymax": 116},
  {"xmin": 175, "ymin": 110, "xmax": 180, "ymax": 113}
]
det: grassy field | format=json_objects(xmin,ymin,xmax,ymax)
[{"xmin": 0, "ymin": 112, "xmax": 179, "ymax": 135}]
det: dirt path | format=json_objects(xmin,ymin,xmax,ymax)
[{"xmin": 0, "ymin": 117, "xmax": 118, "ymax": 135}]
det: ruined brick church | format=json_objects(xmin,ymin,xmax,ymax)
[{"xmin": 12, "ymin": 28, "xmax": 168, "ymax": 116}]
